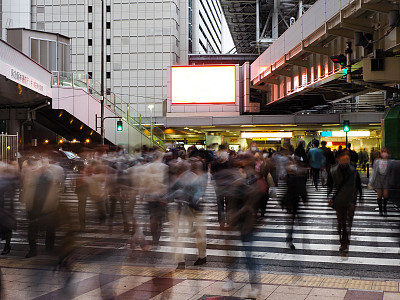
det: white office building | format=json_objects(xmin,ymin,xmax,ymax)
[
  {"xmin": 9, "ymin": 0, "xmax": 226, "ymax": 119},
  {"xmin": 1, "ymin": 0, "xmax": 31, "ymax": 40},
  {"xmin": 190, "ymin": 0, "xmax": 223, "ymax": 54}
]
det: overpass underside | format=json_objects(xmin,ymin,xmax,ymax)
[{"xmin": 251, "ymin": 0, "xmax": 400, "ymax": 114}]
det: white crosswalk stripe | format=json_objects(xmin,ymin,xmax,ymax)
[{"xmin": 6, "ymin": 174, "xmax": 400, "ymax": 273}]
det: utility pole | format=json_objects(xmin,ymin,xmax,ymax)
[{"xmin": 100, "ymin": 0, "xmax": 105, "ymax": 145}]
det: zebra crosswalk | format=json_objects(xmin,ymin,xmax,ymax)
[{"xmin": 4, "ymin": 176, "xmax": 400, "ymax": 279}]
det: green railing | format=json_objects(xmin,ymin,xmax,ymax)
[{"xmin": 52, "ymin": 71, "xmax": 167, "ymax": 149}]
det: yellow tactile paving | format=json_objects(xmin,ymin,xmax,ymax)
[
  {"xmin": 296, "ymin": 276, "xmax": 324, "ymax": 287},
  {"xmin": 345, "ymin": 279, "xmax": 374, "ymax": 290},
  {"xmin": 372, "ymin": 281, "xmax": 399, "ymax": 292},
  {"xmin": 232, "ymin": 271, "xmax": 249, "ymax": 282},
  {"xmin": 269, "ymin": 274, "xmax": 301, "ymax": 285},
  {"xmin": 319, "ymin": 277, "xmax": 349, "ymax": 288},
  {"xmin": 2, "ymin": 257, "xmax": 400, "ymax": 294},
  {"xmin": 261, "ymin": 274, "xmax": 278, "ymax": 284}
]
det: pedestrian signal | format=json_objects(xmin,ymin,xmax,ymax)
[
  {"xmin": 117, "ymin": 120, "xmax": 123, "ymax": 131},
  {"xmin": 343, "ymin": 120, "xmax": 350, "ymax": 132},
  {"xmin": 330, "ymin": 54, "xmax": 347, "ymax": 68}
]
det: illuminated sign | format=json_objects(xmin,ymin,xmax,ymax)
[
  {"xmin": 253, "ymin": 137, "xmax": 282, "ymax": 141},
  {"xmin": 321, "ymin": 131, "xmax": 370, "ymax": 137},
  {"xmin": 171, "ymin": 65, "xmax": 236, "ymax": 104},
  {"xmin": 241, "ymin": 132, "xmax": 293, "ymax": 139}
]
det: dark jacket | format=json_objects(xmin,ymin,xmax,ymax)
[{"xmin": 327, "ymin": 164, "xmax": 362, "ymax": 208}]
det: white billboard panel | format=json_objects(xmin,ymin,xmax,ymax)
[{"xmin": 171, "ymin": 65, "xmax": 236, "ymax": 104}]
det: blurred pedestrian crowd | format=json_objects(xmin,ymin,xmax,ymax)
[{"xmin": 0, "ymin": 141, "xmax": 398, "ymax": 298}]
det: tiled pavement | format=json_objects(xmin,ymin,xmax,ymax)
[{"xmin": 1, "ymin": 261, "xmax": 400, "ymax": 299}]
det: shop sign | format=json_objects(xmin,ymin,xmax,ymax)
[{"xmin": 0, "ymin": 60, "xmax": 51, "ymax": 97}]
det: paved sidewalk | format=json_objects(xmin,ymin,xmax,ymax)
[{"xmin": 0, "ymin": 258, "xmax": 399, "ymax": 299}]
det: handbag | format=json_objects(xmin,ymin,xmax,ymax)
[{"xmin": 0, "ymin": 208, "xmax": 16, "ymax": 231}]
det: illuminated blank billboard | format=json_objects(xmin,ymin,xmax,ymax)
[{"xmin": 171, "ymin": 65, "xmax": 236, "ymax": 104}]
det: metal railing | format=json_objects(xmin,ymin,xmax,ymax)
[
  {"xmin": 52, "ymin": 71, "xmax": 169, "ymax": 148},
  {"xmin": 295, "ymin": 102, "xmax": 386, "ymax": 115},
  {"xmin": 0, "ymin": 133, "xmax": 18, "ymax": 163}
]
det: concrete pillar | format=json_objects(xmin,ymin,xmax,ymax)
[{"xmin": 8, "ymin": 109, "xmax": 20, "ymax": 135}]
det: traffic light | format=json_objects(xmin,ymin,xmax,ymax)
[
  {"xmin": 117, "ymin": 120, "xmax": 123, "ymax": 131},
  {"xmin": 343, "ymin": 120, "xmax": 350, "ymax": 132},
  {"xmin": 330, "ymin": 54, "xmax": 347, "ymax": 68}
]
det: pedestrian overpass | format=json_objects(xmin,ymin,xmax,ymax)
[
  {"xmin": 250, "ymin": 0, "xmax": 400, "ymax": 114},
  {"xmin": 0, "ymin": 39, "xmax": 165, "ymax": 151}
]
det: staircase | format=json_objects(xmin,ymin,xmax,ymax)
[{"xmin": 51, "ymin": 71, "xmax": 167, "ymax": 149}]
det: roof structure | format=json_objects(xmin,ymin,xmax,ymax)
[{"xmin": 221, "ymin": 0, "xmax": 317, "ymax": 54}]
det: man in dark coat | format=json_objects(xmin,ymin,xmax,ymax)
[{"xmin": 327, "ymin": 151, "xmax": 362, "ymax": 252}]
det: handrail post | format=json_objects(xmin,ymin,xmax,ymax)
[{"xmin": 87, "ymin": 73, "xmax": 89, "ymax": 93}]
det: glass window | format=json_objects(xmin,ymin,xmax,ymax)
[
  {"xmin": 106, "ymin": 39, "xmax": 111, "ymax": 45},
  {"xmin": 106, "ymin": 22, "xmax": 111, "ymax": 29},
  {"xmin": 30, "ymin": 38, "xmax": 39, "ymax": 62},
  {"xmin": 88, "ymin": 22, "xmax": 92, "ymax": 29},
  {"xmin": 49, "ymin": 41, "xmax": 57, "ymax": 71},
  {"xmin": 106, "ymin": 55, "xmax": 111, "ymax": 62},
  {"xmin": 88, "ymin": 55, "xmax": 93, "ymax": 62},
  {"xmin": 106, "ymin": 5, "xmax": 111, "ymax": 12},
  {"xmin": 88, "ymin": 39, "xmax": 92, "ymax": 46},
  {"xmin": 88, "ymin": 72, "xmax": 93, "ymax": 78},
  {"xmin": 40, "ymin": 40, "xmax": 48, "ymax": 69},
  {"xmin": 88, "ymin": 6, "xmax": 92, "ymax": 13},
  {"xmin": 106, "ymin": 72, "xmax": 111, "ymax": 78}
]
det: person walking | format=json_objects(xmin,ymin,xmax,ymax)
[
  {"xmin": 308, "ymin": 140, "xmax": 325, "ymax": 190},
  {"xmin": 369, "ymin": 147, "xmax": 393, "ymax": 216},
  {"xmin": 347, "ymin": 143, "xmax": 359, "ymax": 167},
  {"xmin": 282, "ymin": 158, "xmax": 308, "ymax": 250},
  {"xmin": 210, "ymin": 145, "xmax": 231, "ymax": 229},
  {"xmin": 358, "ymin": 148, "xmax": 369, "ymax": 171},
  {"xmin": 320, "ymin": 141, "xmax": 335, "ymax": 185},
  {"xmin": 327, "ymin": 151, "xmax": 362, "ymax": 252}
]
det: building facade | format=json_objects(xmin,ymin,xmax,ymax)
[
  {"xmin": 190, "ymin": 0, "xmax": 223, "ymax": 54},
  {"xmin": 1, "ymin": 0, "xmax": 31, "ymax": 40},
  {"xmin": 29, "ymin": 0, "xmax": 192, "ymax": 118},
  {"xmin": 2, "ymin": 1, "xmax": 231, "ymax": 118}
]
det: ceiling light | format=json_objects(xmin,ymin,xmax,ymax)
[{"xmin": 241, "ymin": 132, "xmax": 293, "ymax": 139}]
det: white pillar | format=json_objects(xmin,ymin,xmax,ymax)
[{"xmin": 272, "ymin": 0, "xmax": 280, "ymax": 39}]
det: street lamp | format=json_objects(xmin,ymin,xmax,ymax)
[{"xmin": 148, "ymin": 104, "xmax": 154, "ymax": 147}]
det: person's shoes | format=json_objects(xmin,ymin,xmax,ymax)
[
  {"xmin": 287, "ymin": 242, "xmax": 296, "ymax": 250},
  {"xmin": 339, "ymin": 245, "xmax": 348, "ymax": 252},
  {"xmin": 219, "ymin": 223, "xmax": 225, "ymax": 230},
  {"xmin": 1, "ymin": 244, "xmax": 10, "ymax": 255},
  {"xmin": 194, "ymin": 257, "xmax": 207, "ymax": 266},
  {"xmin": 25, "ymin": 249, "xmax": 37, "ymax": 258},
  {"xmin": 176, "ymin": 262, "xmax": 185, "ymax": 270},
  {"xmin": 248, "ymin": 286, "xmax": 261, "ymax": 298},
  {"xmin": 222, "ymin": 279, "xmax": 234, "ymax": 292}
]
